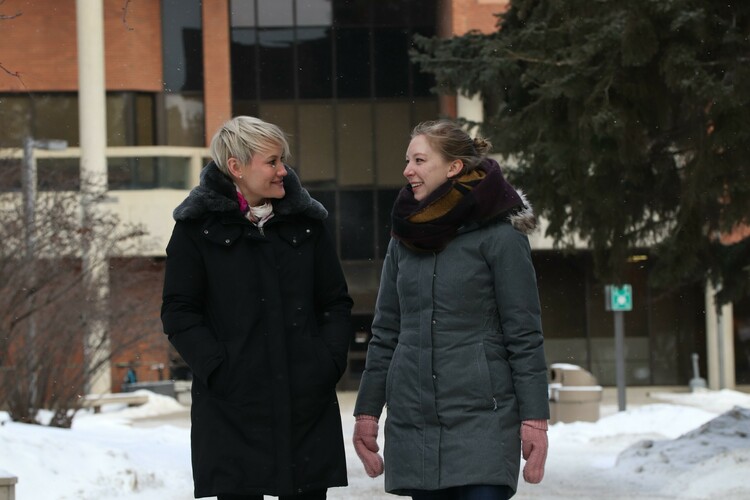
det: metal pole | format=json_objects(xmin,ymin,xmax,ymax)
[
  {"xmin": 21, "ymin": 137, "xmax": 38, "ymax": 407},
  {"xmin": 614, "ymin": 310, "xmax": 626, "ymax": 411},
  {"xmin": 22, "ymin": 138, "xmax": 37, "ymax": 257}
]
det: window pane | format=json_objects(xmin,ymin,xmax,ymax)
[
  {"xmin": 135, "ymin": 94, "xmax": 156, "ymax": 146},
  {"xmin": 333, "ymin": 0, "xmax": 370, "ymax": 26},
  {"xmin": 162, "ymin": 0, "xmax": 203, "ymax": 92},
  {"xmin": 231, "ymin": 29, "xmax": 259, "ymax": 101},
  {"xmin": 0, "ymin": 95, "xmax": 31, "ymax": 148},
  {"xmin": 230, "ymin": 0, "xmax": 256, "ymax": 27},
  {"xmin": 164, "ymin": 94, "xmax": 205, "ymax": 146},
  {"xmin": 299, "ymin": 103, "xmax": 335, "ymax": 182},
  {"xmin": 337, "ymin": 102, "xmax": 373, "ymax": 186},
  {"xmin": 258, "ymin": 29, "xmax": 295, "ymax": 99},
  {"xmin": 258, "ymin": 0, "xmax": 293, "ymax": 27},
  {"xmin": 298, "ymin": 27, "xmax": 333, "ymax": 99},
  {"xmin": 413, "ymin": 97, "xmax": 439, "ymax": 124},
  {"xmin": 34, "ymin": 95, "xmax": 79, "ymax": 147},
  {"xmin": 373, "ymin": 0, "xmax": 409, "ymax": 27},
  {"xmin": 107, "ymin": 94, "xmax": 127, "ymax": 147},
  {"xmin": 377, "ymin": 188, "xmax": 399, "ymax": 258},
  {"xmin": 411, "ymin": 26, "xmax": 437, "ymax": 97},
  {"xmin": 310, "ymin": 189, "xmax": 337, "ymax": 248},
  {"xmin": 335, "ymin": 28, "xmax": 371, "ymax": 98},
  {"xmin": 38, "ymin": 158, "xmax": 80, "ymax": 191},
  {"xmin": 258, "ymin": 102, "xmax": 297, "ymax": 159},
  {"xmin": 375, "ymin": 101, "xmax": 410, "ymax": 186},
  {"xmin": 374, "ymin": 29, "xmax": 409, "ymax": 98},
  {"xmin": 297, "ymin": 0, "xmax": 332, "ymax": 27},
  {"xmin": 109, "ymin": 157, "xmax": 162, "ymax": 189},
  {"xmin": 410, "ymin": 0, "xmax": 437, "ymax": 28},
  {"xmin": 340, "ymin": 190, "xmax": 373, "ymax": 260}
]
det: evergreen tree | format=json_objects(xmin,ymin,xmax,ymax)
[{"xmin": 412, "ymin": 0, "xmax": 750, "ymax": 305}]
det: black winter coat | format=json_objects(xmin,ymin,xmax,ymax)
[{"xmin": 161, "ymin": 162, "xmax": 353, "ymax": 498}]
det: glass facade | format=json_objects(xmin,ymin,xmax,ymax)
[
  {"xmin": 0, "ymin": 92, "xmax": 160, "ymax": 190},
  {"xmin": 161, "ymin": 0, "xmax": 205, "ymax": 146},
  {"xmin": 229, "ymin": 0, "xmax": 439, "ymax": 310}
]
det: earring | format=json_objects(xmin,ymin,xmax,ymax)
[{"xmin": 239, "ymin": 175, "xmax": 243, "ymax": 179}]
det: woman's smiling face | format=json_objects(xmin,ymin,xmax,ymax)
[
  {"xmin": 403, "ymin": 134, "xmax": 461, "ymax": 201},
  {"xmin": 229, "ymin": 142, "xmax": 287, "ymax": 206}
]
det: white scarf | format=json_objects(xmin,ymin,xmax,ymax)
[{"xmin": 248, "ymin": 201, "xmax": 274, "ymax": 228}]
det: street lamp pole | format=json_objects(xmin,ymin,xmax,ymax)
[{"xmin": 21, "ymin": 136, "xmax": 68, "ymax": 410}]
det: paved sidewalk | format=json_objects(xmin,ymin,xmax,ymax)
[{"xmin": 129, "ymin": 386, "xmax": 697, "ymax": 429}]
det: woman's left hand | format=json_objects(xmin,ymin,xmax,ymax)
[{"xmin": 521, "ymin": 419, "xmax": 548, "ymax": 483}]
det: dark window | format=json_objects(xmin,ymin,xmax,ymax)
[
  {"xmin": 161, "ymin": 0, "xmax": 203, "ymax": 93},
  {"xmin": 374, "ymin": 28, "xmax": 409, "ymax": 98},
  {"xmin": 373, "ymin": 0, "xmax": 409, "ymax": 27},
  {"xmin": 258, "ymin": 29, "xmax": 296, "ymax": 99},
  {"xmin": 409, "ymin": 0, "xmax": 437, "ymax": 28},
  {"xmin": 335, "ymin": 28, "xmax": 371, "ymax": 98},
  {"xmin": 333, "ymin": 0, "xmax": 370, "ymax": 26},
  {"xmin": 411, "ymin": 26, "xmax": 437, "ymax": 97},
  {"xmin": 340, "ymin": 190, "xmax": 374, "ymax": 259},
  {"xmin": 377, "ymin": 189, "xmax": 399, "ymax": 257},
  {"xmin": 310, "ymin": 189, "xmax": 337, "ymax": 247},
  {"xmin": 297, "ymin": 27, "xmax": 333, "ymax": 99},
  {"xmin": 231, "ymin": 29, "xmax": 259, "ymax": 101}
]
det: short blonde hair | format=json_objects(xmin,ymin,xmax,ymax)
[{"xmin": 209, "ymin": 116, "xmax": 291, "ymax": 175}]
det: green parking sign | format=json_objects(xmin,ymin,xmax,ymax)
[{"xmin": 605, "ymin": 285, "xmax": 632, "ymax": 311}]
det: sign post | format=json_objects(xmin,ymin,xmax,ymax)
[{"xmin": 605, "ymin": 284, "xmax": 632, "ymax": 411}]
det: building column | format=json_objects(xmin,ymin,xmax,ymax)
[
  {"xmin": 77, "ymin": 0, "xmax": 111, "ymax": 395},
  {"xmin": 705, "ymin": 282, "xmax": 736, "ymax": 390}
]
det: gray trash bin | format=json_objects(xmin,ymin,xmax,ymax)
[
  {"xmin": 548, "ymin": 363, "xmax": 603, "ymax": 424},
  {"xmin": 122, "ymin": 380, "xmax": 176, "ymax": 398}
]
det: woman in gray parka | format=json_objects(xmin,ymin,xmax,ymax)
[{"xmin": 352, "ymin": 120, "xmax": 550, "ymax": 500}]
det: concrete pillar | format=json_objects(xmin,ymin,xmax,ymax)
[
  {"xmin": 77, "ymin": 0, "xmax": 111, "ymax": 395},
  {"xmin": 0, "ymin": 469, "xmax": 17, "ymax": 500},
  {"xmin": 705, "ymin": 282, "xmax": 736, "ymax": 389},
  {"xmin": 456, "ymin": 93, "xmax": 484, "ymax": 129}
]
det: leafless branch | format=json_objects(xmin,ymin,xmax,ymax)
[{"xmin": 122, "ymin": 0, "xmax": 134, "ymax": 31}]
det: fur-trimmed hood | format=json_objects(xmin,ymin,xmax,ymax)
[
  {"xmin": 510, "ymin": 189, "xmax": 537, "ymax": 235},
  {"xmin": 173, "ymin": 161, "xmax": 327, "ymax": 222}
]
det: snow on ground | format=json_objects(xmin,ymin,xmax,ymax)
[{"xmin": 1, "ymin": 388, "xmax": 749, "ymax": 500}]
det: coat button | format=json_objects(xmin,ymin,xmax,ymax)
[
  {"xmin": 225, "ymin": 239, "xmax": 230, "ymax": 244},
  {"xmin": 203, "ymin": 229, "xmax": 209, "ymax": 234},
  {"xmin": 305, "ymin": 229, "xmax": 311, "ymax": 233},
  {"xmin": 292, "ymin": 237, "xmax": 298, "ymax": 244},
  {"xmin": 432, "ymin": 320, "xmax": 437, "ymax": 325}
]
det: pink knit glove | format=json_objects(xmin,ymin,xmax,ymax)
[
  {"xmin": 521, "ymin": 419, "xmax": 548, "ymax": 483},
  {"xmin": 353, "ymin": 415, "xmax": 384, "ymax": 478}
]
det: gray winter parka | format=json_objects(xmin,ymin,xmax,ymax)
[
  {"xmin": 161, "ymin": 162, "xmax": 353, "ymax": 498},
  {"xmin": 354, "ymin": 211, "xmax": 549, "ymax": 496}
]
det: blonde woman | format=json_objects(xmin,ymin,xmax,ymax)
[{"xmin": 162, "ymin": 116, "xmax": 352, "ymax": 500}]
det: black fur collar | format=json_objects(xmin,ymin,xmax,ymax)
[{"xmin": 173, "ymin": 161, "xmax": 327, "ymax": 222}]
